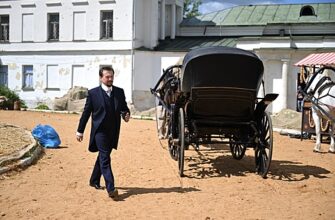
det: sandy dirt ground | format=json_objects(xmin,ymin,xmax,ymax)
[{"xmin": 0, "ymin": 111, "xmax": 334, "ymax": 220}]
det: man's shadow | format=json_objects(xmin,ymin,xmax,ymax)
[
  {"xmin": 115, "ymin": 186, "xmax": 200, "ymax": 201},
  {"xmin": 183, "ymin": 144, "xmax": 331, "ymax": 181}
]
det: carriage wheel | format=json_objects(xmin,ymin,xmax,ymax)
[
  {"xmin": 168, "ymin": 139, "xmax": 178, "ymax": 161},
  {"xmin": 178, "ymin": 108, "xmax": 185, "ymax": 177},
  {"xmin": 229, "ymin": 137, "xmax": 246, "ymax": 160},
  {"xmin": 168, "ymin": 118, "xmax": 178, "ymax": 161},
  {"xmin": 255, "ymin": 112, "xmax": 273, "ymax": 178},
  {"xmin": 155, "ymin": 102, "xmax": 169, "ymax": 140},
  {"xmin": 155, "ymin": 102, "xmax": 175, "ymax": 159}
]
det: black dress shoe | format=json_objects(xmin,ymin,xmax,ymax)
[
  {"xmin": 89, "ymin": 183, "xmax": 105, "ymax": 190},
  {"xmin": 108, "ymin": 188, "xmax": 118, "ymax": 200}
]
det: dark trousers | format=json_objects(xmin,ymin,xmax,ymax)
[{"xmin": 90, "ymin": 133, "xmax": 115, "ymax": 193}]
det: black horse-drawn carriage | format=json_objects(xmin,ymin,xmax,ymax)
[{"xmin": 151, "ymin": 46, "xmax": 278, "ymax": 178}]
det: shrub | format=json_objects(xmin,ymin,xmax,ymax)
[
  {"xmin": 0, "ymin": 86, "xmax": 22, "ymax": 110},
  {"xmin": 20, "ymin": 101, "xmax": 28, "ymax": 109},
  {"xmin": 35, "ymin": 103, "xmax": 50, "ymax": 110}
]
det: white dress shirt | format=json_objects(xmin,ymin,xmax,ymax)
[{"xmin": 101, "ymin": 83, "xmax": 113, "ymax": 97}]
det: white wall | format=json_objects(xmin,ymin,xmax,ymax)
[
  {"xmin": 134, "ymin": 50, "xmax": 185, "ymax": 90},
  {"xmin": 0, "ymin": 0, "xmax": 134, "ymax": 109},
  {"xmin": 4, "ymin": 0, "xmax": 330, "ymax": 114},
  {"xmin": 262, "ymin": 59, "xmax": 284, "ymax": 113},
  {"xmin": 143, "ymin": 0, "xmax": 159, "ymax": 49},
  {"xmin": 0, "ymin": 52, "xmax": 132, "ymax": 108},
  {"xmin": 255, "ymin": 48, "xmax": 332, "ymax": 113},
  {"xmin": 113, "ymin": 0, "xmax": 133, "ymax": 41},
  {"xmin": 134, "ymin": 0, "xmax": 161, "ymax": 49},
  {"xmin": 132, "ymin": 46, "xmax": 334, "ymax": 113},
  {"xmin": 0, "ymin": 41, "xmax": 132, "ymax": 52},
  {"xmin": 164, "ymin": 5, "xmax": 171, "ymax": 37},
  {"xmin": 134, "ymin": 0, "xmax": 182, "ymax": 48},
  {"xmin": 133, "ymin": 50, "xmax": 185, "ymax": 110},
  {"xmin": 134, "ymin": 0, "xmax": 145, "ymax": 48},
  {"xmin": 0, "ymin": 0, "xmax": 133, "ymax": 49}
]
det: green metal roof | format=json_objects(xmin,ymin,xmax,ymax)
[
  {"xmin": 152, "ymin": 37, "xmax": 237, "ymax": 52},
  {"xmin": 181, "ymin": 3, "xmax": 335, "ymax": 26}
]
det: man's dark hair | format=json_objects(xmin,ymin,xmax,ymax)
[{"xmin": 99, "ymin": 66, "xmax": 114, "ymax": 77}]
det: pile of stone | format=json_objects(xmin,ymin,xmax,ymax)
[
  {"xmin": 53, "ymin": 86, "xmax": 88, "ymax": 112},
  {"xmin": 129, "ymin": 105, "xmax": 156, "ymax": 119},
  {"xmin": 271, "ymin": 108, "xmax": 302, "ymax": 130}
]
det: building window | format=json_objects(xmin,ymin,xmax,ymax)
[
  {"xmin": 0, "ymin": 65, "xmax": 8, "ymax": 86},
  {"xmin": 100, "ymin": 11, "xmax": 113, "ymax": 39},
  {"xmin": 72, "ymin": 65, "xmax": 85, "ymax": 87},
  {"xmin": 300, "ymin": 5, "xmax": 315, "ymax": 16},
  {"xmin": 73, "ymin": 12, "xmax": 86, "ymax": 41},
  {"xmin": 0, "ymin": 15, "xmax": 9, "ymax": 42},
  {"xmin": 22, "ymin": 14, "xmax": 34, "ymax": 42},
  {"xmin": 23, "ymin": 65, "xmax": 33, "ymax": 89},
  {"xmin": 48, "ymin": 13, "xmax": 59, "ymax": 41},
  {"xmin": 47, "ymin": 65, "xmax": 59, "ymax": 90}
]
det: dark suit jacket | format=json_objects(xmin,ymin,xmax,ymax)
[{"xmin": 77, "ymin": 85, "xmax": 130, "ymax": 152}]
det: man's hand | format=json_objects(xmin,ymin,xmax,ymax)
[
  {"xmin": 76, "ymin": 132, "xmax": 83, "ymax": 142},
  {"xmin": 124, "ymin": 112, "xmax": 130, "ymax": 122}
]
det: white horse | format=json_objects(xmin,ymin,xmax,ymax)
[{"xmin": 305, "ymin": 68, "xmax": 335, "ymax": 153}]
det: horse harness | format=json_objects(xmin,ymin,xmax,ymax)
[
  {"xmin": 318, "ymin": 80, "xmax": 335, "ymax": 96},
  {"xmin": 302, "ymin": 68, "xmax": 335, "ymax": 125},
  {"xmin": 308, "ymin": 76, "xmax": 329, "ymax": 94},
  {"xmin": 309, "ymin": 76, "xmax": 335, "ymax": 108}
]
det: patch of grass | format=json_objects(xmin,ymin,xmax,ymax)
[{"xmin": 35, "ymin": 104, "xmax": 50, "ymax": 110}]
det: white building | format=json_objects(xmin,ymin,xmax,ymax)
[
  {"xmin": 0, "ymin": 0, "xmax": 183, "ymax": 108},
  {"xmin": 1, "ymin": 1, "xmax": 334, "ymax": 113},
  {"xmin": 139, "ymin": 3, "xmax": 335, "ymax": 113}
]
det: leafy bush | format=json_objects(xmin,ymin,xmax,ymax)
[
  {"xmin": 0, "ymin": 86, "xmax": 22, "ymax": 110},
  {"xmin": 20, "ymin": 101, "xmax": 28, "ymax": 109},
  {"xmin": 35, "ymin": 103, "xmax": 50, "ymax": 110}
]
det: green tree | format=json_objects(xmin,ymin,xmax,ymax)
[{"xmin": 184, "ymin": 0, "xmax": 202, "ymax": 18}]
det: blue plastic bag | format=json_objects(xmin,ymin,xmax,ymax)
[{"xmin": 32, "ymin": 124, "xmax": 61, "ymax": 148}]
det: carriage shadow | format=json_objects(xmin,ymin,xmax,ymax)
[
  {"xmin": 268, "ymin": 159, "xmax": 330, "ymax": 181},
  {"xmin": 184, "ymin": 144, "xmax": 331, "ymax": 181}
]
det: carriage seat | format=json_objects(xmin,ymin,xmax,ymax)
[{"xmin": 189, "ymin": 87, "xmax": 257, "ymax": 123}]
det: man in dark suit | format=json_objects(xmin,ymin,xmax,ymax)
[{"xmin": 76, "ymin": 66, "xmax": 130, "ymax": 200}]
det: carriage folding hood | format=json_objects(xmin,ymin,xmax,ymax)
[{"xmin": 181, "ymin": 46, "xmax": 264, "ymax": 93}]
